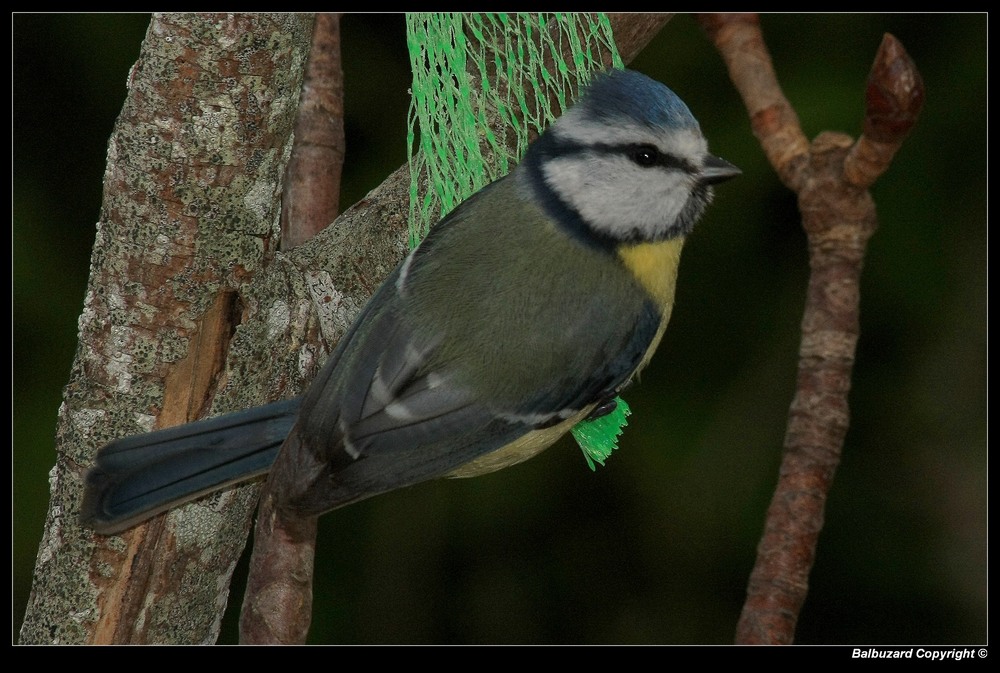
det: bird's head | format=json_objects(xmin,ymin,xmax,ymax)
[{"xmin": 521, "ymin": 69, "xmax": 740, "ymax": 246}]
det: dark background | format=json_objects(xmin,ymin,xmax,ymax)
[{"xmin": 13, "ymin": 14, "xmax": 986, "ymax": 644}]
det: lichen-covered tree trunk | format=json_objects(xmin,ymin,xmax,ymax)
[{"xmin": 18, "ymin": 13, "xmax": 315, "ymax": 645}]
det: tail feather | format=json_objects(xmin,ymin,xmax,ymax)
[{"xmin": 80, "ymin": 398, "xmax": 301, "ymax": 534}]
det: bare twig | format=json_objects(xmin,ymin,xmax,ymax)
[
  {"xmin": 845, "ymin": 34, "xmax": 926, "ymax": 188},
  {"xmin": 241, "ymin": 15, "xmax": 345, "ymax": 644},
  {"xmin": 697, "ymin": 14, "xmax": 924, "ymax": 644},
  {"xmin": 240, "ymin": 490, "xmax": 319, "ymax": 644},
  {"xmin": 697, "ymin": 14, "xmax": 810, "ymax": 189},
  {"xmin": 281, "ymin": 13, "xmax": 346, "ymax": 250},
  {"xmin": 607, "ymin": 13, "xmax": 673, "ymax": 63}
]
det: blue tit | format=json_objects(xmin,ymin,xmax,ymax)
[{"xmin": 81, "ymin": 69, "xmax": 739, "ymax": 534}]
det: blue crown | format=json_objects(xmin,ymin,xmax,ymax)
[{"xmin": 578, "ymin": 69, "xmax": 699, "ymax": 131}]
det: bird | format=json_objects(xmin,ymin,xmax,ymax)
[{"xmin": 80, "ymin": 68, "xmax": 740, "ymax": 535}]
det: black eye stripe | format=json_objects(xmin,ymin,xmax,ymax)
[{"xmin": 547, "ymin": 138, "xmax": 696, "ymax": 173}]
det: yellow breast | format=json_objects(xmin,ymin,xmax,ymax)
[{"xmin": 617, "ymin": 236, "xmax": 685, "ymax": 370}]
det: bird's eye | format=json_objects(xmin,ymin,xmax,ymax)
[{"xmin": 629, "ymin": 145, "xmax": 660, "ymax": 167}]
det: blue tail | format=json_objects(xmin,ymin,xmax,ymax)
[{"xmin": 80, "ymin": 398, "xmax": 301, "ymax": 534}]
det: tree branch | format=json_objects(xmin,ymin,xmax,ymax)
[
  {"xmin": 281, "ymin": 13, "xmax": 346, "ymax": 250},
  {"xmin": 697, "ymin": 14, "xmax": 925, "ymax": 644},
  {"xmin": 241, "ymin": 13, "xmax": 345, "ymax": 644},
  {"xmin": 607, "ymin": 13, "xmax": 673, "ymax": 64}
]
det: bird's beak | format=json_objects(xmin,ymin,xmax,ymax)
[{"xmin": 700, "ymin": 155, "xmax": 741, "ymax": 185}]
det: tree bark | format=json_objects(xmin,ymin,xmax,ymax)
[
  {"xmin": 281, "ymin": 13, "xmax": 346, "ymax": 250},
  {"xmin": 18, "ymin": 13, "xmax": 315, "ymax": 645}
]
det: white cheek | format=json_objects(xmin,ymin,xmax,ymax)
[{"xmin": 543, "ymin": 156, "xmax": 692, "ymax": 237}]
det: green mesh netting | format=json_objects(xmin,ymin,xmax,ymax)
[
  {"xmin": 405, "ymin": 12, "xmax": 623, "ymax": 246},
  {"xmin": 404, "ymin": 13, "xmax": 628, "ymax": 469}
]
